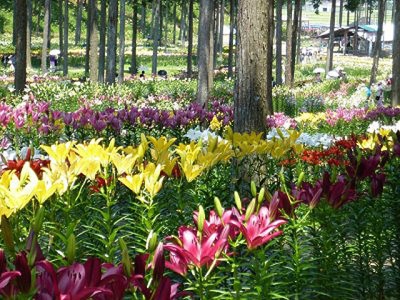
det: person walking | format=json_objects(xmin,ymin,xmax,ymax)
[{"xmin": 375, "ymin": 81, "xmax": 384, "ymax": 107}]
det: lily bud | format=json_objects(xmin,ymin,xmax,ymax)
[
  {"xmin": 250, "ymin": 181, "xmax": 257, "ymax": 197},
  {"xmin": 265, "ymin": 189, "xmax": 272, "ymax": 202},
  {"xmin": 146, "ymin": 230, "xmax": 158, "ymax": 253},
  {"xmin": 257, "ymin": 188, "xmax": 265, "ymax": 205},
  {"xmin": 214, "ymin": 197, "xmax": 224, "ymax": 218},
  {"xmin": 119, "ymin": 238, "xmax": 132, "ymax": 277},
  {"xmin": 197, "ymin": 205, "xmax": 205, "ymax": 233},
  {"xmin": 66, "ymin": 234, "xmax": 76, "ymax": 265},
  {"xmin": 152, "ymin": 242, "xmax": 165, "ymax": 284},
  {"xmin": 296, "ymin": 172, "xmax": 305, "ymax": 187},
  {"xmin": 244, "ymin": 198, "xmax": 256, "ymax": 222},
  {"xmin": 234, "ymin": 191, "xmax": 242, "ymax": 211},
  {"xmin": 33, "ymin": 206, "xmax": 45, "ymax": 234}
]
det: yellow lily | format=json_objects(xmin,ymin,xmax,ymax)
[
  {"xmin": 119, "ymin": 173, "xmax": 144, "ymax": 195},
  {"xmin": 143, "ymin": 163, "xmax": 164, "ymax": 198}
]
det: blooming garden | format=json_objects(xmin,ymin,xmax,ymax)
[{"xmin": 1, "ymin": 65, "xmax": 400, "ymax": 299}]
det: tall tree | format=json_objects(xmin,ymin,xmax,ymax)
[
  {"xmin": 227, "ymin": 0, "xmax": 235, "ymax": 78},
  {"xmin": 106, "ymin": 0, "xmax": 118, "ymax": 84},
  {"xmin": 58, "ymin": 0, "xmax": 63, "ymax": 56},
  {"xmin": 75, "ymin": 0, "xmax": 83, "ymax": 45},
  {"xmin": 151, "ymin": 0, "xmax": 161, "ymax": 75},
  {"xmin": 41, "ymin": 0, "xmax": 51, "ymax": 73},
  {"xmin": 291, "ymin": 0, "xmax": 301, "ymax": 70},
  {"xmin": 141, "ymin": 0, "xmax": 146, "ymax": 38},
  {"xmin": 131, "ymin": 0, "xmax": 138, "ymax": 74},
  {"xmin": 85, "ymin": 0, "xmax": 91, "ymax": 77},
  {"xmin": 15, "ymin": 0, "xmax": 27, "ymax": 93},
  {"xmin": 179, "ymin": 0, "xmax": 186, "ymax": 45},
  {"xmin": 98, "ymin": 0, "xmax": 107, "ymax": 82},
  {"xmin": 26, "ymin": 0, "xmax": 32, "ymax": 70},
  {"xmin": 325, "ymin": 0, "xmax": 336, "ymax": 73},
  {"xmin": 218, "ymin": 0, "xmax": 225, "ymax": 63},
  {"xmin": 172, "ymin": 2, "xmax": 177, "ymax": 44},
  {"xmin": 370, "ymin": 0, "xmax": 387, "ymax": 85},
  {"xmin": 339, "ymin": 0, "xmax": 344, "ymax": 27},
  {"xmin": 392, "ymin": 0, "xmax": 400, "ymax": 106},
  {"xmin": 196, "ymin": 0, "xmax": 213, "ymax": 106},
  {"xmin": 89, "ymin": 0, "xmax": 98, "ymax": 82},
  {"xmin": 63, "ymin": 0, "xmax": 69, "ymax": 76},
  {"xmin": 187, "ymin": 0, "xmax": 194, "ymax": 76},
  {"xmin": 118, "ymin": 0, "xmax": 126, "ymax": 83},
  {"xmin": 234, "ymin": 0, "xmax": 273, "ymax": 133},
  {"xmin": 276, "ymin": 0, "xmax": 283, "ymax": 85},
  {"xmin": 285, "ymin": 0, "xmax": 293, "ymax": 86}
]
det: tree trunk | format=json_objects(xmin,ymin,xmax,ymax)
[
  {"xmin": 172, "ymin": 2, "xmax": 177, "ymax": 44},
  {"xmin": 213, "ymin": 1, "xmax": 219, "ymax": 69},
  {"xmin": 151, "ymin": 0, "xmax": 156, "ymax": 38},
  {"xmin": 131, "ymin": 0, "xmax": 138, "ymax": 74},
  {"xmin": 41, "ymin": 0, "xmax": 51, "ymax": 73},
  {"xmin": 164, "ymin": 0, "xmax": 169, "ymax": 49},
  {"xmin": 196, "ymin": 0, "xmax": 212, "ymax": 106},
  {"xmin": 276, "ymin": 0, "xmax": 282, "ymax": 85},
  {"xmin": 75, "ymin": 0, "xmax": 83, "ymax": 45},
  {"xmin": 159, "ymin": 0, "xmax": 163, "ymax": 46},
  {"xmin": 392, "ymin": 0, "xmax": 400, "ymax": 106},
  {"xmin": 370, "ymin": 0, "xmax": 387, "ymax": 86},
  {"xmin": 218, "ymin": 0, "xmax": 225, "ymax": 63},
  {"xmin": 285, "ymin": 0, "xmax": 293, "ymax": 86},
  {"xmin": 353, "ymin": 9, "xmax": 359, "ymax": 55},
  {"xmin": 187, "ymin": 0, "xmax": 194, "ymax": 77},
  {"xmin": 325, "ymin": 0, "xmax": 336, "ymax": 74},
  {"xmin": 89, "ymin": 0, "xmax": 98, "ymax": 82},
  {"xmin": 141, "ymin": 0, "xmax": 146, "ymax": 38},
  {"xmin": 34, "ymin": 0, "xmax": 40, "ymax": 36},
  {"xmin": 58, "ymin": 0, "xmax": 63, "ymax": 56},
  {"xmin": 234, "ymin": 0, "xmax": 272, "ymax": 133},
  {"xmin": 208, "ymin": 1, "xmax": 215, "ymax": 87},
  {"xmin": 63, "ymin": 0, "xmax": 68, "ymax": 76},
  {"xmin": 227, "ymin": 0, "xmax": 235, "ymax": 78},
  {"xmin": 295, "ymin": 0, "xmax": 302, "ymax": 64},
  {"xmin": 85, "ymin": 0, "xmax": 90, "ymax": 77},
  {"xmin": 151, "ymin": 0, "xmax": 160, "ymax": 75},
  {"xmin": 98, "ymin": 0, "xmax": 106, "ymax": 82},
  {"xmin": 13, "ymin": 0, "xmax": 17, "ymax": 46},
  {"xmin": 15, "ymin": 0, "xmax": 27, "ymax": 93},
  {"xmin": 26, "ymin": 0, "xmax": 32, "ymax": 70},
  {"xmin": 118, "ymin": 0, "xmax": 126, "ymax": 83},
  {"xmin": 179, "ymin": 0, "xmax": 186, "ymax": 45},
  {"xmin": 339, "ymin": 0, "xmax": 344, "ymax": 27},
  {"xmin": 106, "ymin": 0, "xmax": 118, "ymax": 84}
]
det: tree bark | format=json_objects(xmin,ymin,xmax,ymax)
[
  {"xmin": 325, "ymin": 0, "xmax": 336, "ymax": 74},
  {"xmin": 213, "ymin": 2, "xmax": 219, "ymax": 69},
  {"xmin": 218, "ymin": 0, "xmax": 225, "ymax": 63},
  {"xmin": 41, "ymin": 0, "xmax": 51, "ymax": 73},
  {"xmin": 392, "ymin": 0, "xmax": 400, "ymax": 106},
  {"xmin": 118, "ymin": 0, "xmax": 126, "ymax": 83},
  {"xmin": 164, "ymin": 0, "xmax": 169, "ymax": 49},
  {"xmin": 196, "ymin": 0, "xmax": 212, "ymax": 106},
  {"xmin": 293, "ymin": 0, "xmax": 301, "ymax": 66},
  {"xmin": 151, "ymin": 0, "xmax": 160, "ymax": 75},
  {"xmin": 285, "ymin": 0, "xmax": 293, "ymax": 86},
  {"xmin": 227, "ymin": 0, "xmax": 235, "ymax": 78},
  {"xmin": 89, "ymin": 0, "xmax": 98, "ymax": 82},
  {"xmin": 131, "ymin": 0, "xmax": 138, "ymax": 74},
  {"xmin": 63, "ymin": 0, "xmax": 69, "ymax": 76},
  {"xmin": 339, "ymin": 0, "xmax": 344, "ymax": 27},
  {"xmin": 172, "ymin": 2, "xmax": 177, "ymax": 44},
  {"xmin": 141, "ymin": 0, "xmax": 146, "ymax": 38},
  {"xmin": 179, "ymin": 0, "xmax": 186, "ymax": 45},
  {"xmin": 187, "ymin": 0, "xmax": 194, "ymax": 77},
  {"xmin": 75, "ymin": 0, "xmax": 83, "ymax": 45},
  {"xmin": 234, "ymin": 0, "xmax": 272, "ymax": 133},
  {"xmin": 85, "ymin": 0, "xmax": 90, "ymax": 77},
  {"xmin": 370, "ymin": 0, "xmax": 386, "ymax": 86},
  {"xmin": 98, "ymin": 0, "xmax": 106, "ymax": 82},
  {"xmin": 26, "ymin": 0, "xmax": 32, "ymax": 70},
  {"xmin": 58, "ymin": 0, "xmax": 63, "ymax": 57},
  {"xmin": 276, "ymin": 0, "xmax": 282, "ymax": 85},
  {"xmin": 106, "ymin": 0, "xmax": 118, "ymax": 84},
  {"xmin": 208, "ymin": 1, "xmax": 215, "ymax": 86},
  {"xmin": 15, "ymin": 0, "xmax": 27, "ymax": 93}
]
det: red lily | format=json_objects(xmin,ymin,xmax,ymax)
[{"xmin": 234, "ymin": 206, "xmax": 286, "ymax": 250}]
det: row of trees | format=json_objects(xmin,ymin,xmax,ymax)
[{"xmin": 11, "ymin": 0, "xmax": 400, "ymax": 133}]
